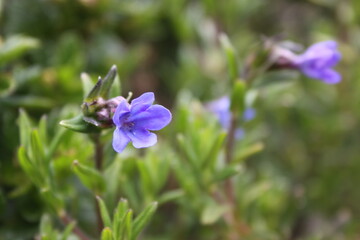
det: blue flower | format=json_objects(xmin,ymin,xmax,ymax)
[
  {"xmin": 206, "ymin": 96, "xmax": 255, "ymax": 132},
  {"xmin": 296, "ymin": 41, "xmax": 341, "ymax": 84},
  {"xmin": 112, "ymin": 92, "xmax": 172, "ymax": 153}
]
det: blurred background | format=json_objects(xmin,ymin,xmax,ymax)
[{"xmin": 1, "ymin": 0, "xmax": 360, "ymax": 239}]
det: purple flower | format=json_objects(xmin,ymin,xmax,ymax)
[
  {"xmin": 206, "ymin": 96, "xmax": 255, "ymax": 131},
  {"xmin": 296, "ymin": 41, "xmax": 341, "ymax": 84},
  {"xmin": 112, "ymin": 92, "xmax": 172, "ymax": 153}
]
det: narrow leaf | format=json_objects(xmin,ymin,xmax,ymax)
[
  {"xmin": 220, "ymin": 33, "xmax": 238, "ymax": 83},
  {"xmin": 59, "ymin": 115, "xmax": 100, "ymax": 133},
  {"xmin": 96, "ymin": 196, "xmax": 112, "ymax": 228},
  {"xmin": 18, "ymin": 109, "xmax": 32, "ymax": 148},
  {"xmin": 99, "ymin": 65, "xmax": 117, "ymax": 99},
  {"xmin": 132, "ymin": 202, "xmax": 158, "ymax": 238},
  {"xmin": 101, "ymin": 227, "xmax": 114, "ymax": 240},
  {"xmin": 81, "ymin": 72, "xmax": 94, "ymax": 100},
  {"xmin": 125, "ymin": 210, "xmax": 133, "ymax": 240},
  {"xmin": 72, "ymin": 160, "xmax": 105, "ymax": 193},
  {"xmin": 113, "ymin": 198, "xmax": 129, "ymax": 239},
  {"xmin": 213, "ymin": 165, "xmax": 241, "ymax": 183}
]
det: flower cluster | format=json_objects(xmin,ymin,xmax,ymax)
[{"xmin": 112, "ymin": 92, "xmax": 172, "ymax": 153}]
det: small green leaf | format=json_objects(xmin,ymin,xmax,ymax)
[
  {"xmin": 0, "ymin": 35, "xmax": 40, "ymax": 65},
  {"xmin": 48, "ymin": 127, "xmax": 67, "ymax": 158},
  {"xmin": 40, "ymin": 188, "xmax": 64, "ymax": 212},
  {"xmin": 220, "ymin": 33, "xmax": 238, "ymax": 83},
  {"xmin": 230, "ymin": 80, "xmax": 246, "ymax": 113},
  {"xmin": 96, "ymin": 196, "xmax": 112, "ymax": 228},
  {"xmin": 81, "ymin": 72, "xmax": 95, "ymax": 100},
  {"xmin": 234, "ymin": 142, "xmax": 264, "ymax": 164},
  {"xmin": 38, "ymin": 115, "xmax": 48, "ymax": 145},
  {"xmin": 113, "ymin": 198, "xmax": 129, "ymax": 239},
  {"xmin": 202, "ymin": 131, "xmax": 227, "ymax": 169},
  {"xmin": 85, "ymin": 77, "xmax": 102, "ymax": 102},
  {"xmin": 60, "ymin": 221, "xmax": 76, "ymax": 240},
  {"xmin": 213, "ymin": 165, "xmax": 241, "ymax": 183},
  {"xmin": 0, "ymin": 95, "xmax": 54, "ymax": 109},
  {"xmin": 18, "ymin": 109, "xmax": 32, "ymax": 148},
  {"xmin": 72, "ymin": 160, "xmax": 105, "ymax": 193},
  {"xmin": 200, "ymin": 200, "xmax": 229, "ymax": 225},
  {"xmin": 40, "ymin": 214, "xmax": 53, "ymax": 236},
  {"xmin": 101, "ymin": 227, "xmax": 114, "ymax": 240},
  {"xmin": 18, "ymin": 146, "xmax": 43, "ymax": 187},
  {"xmin": 99, "ymin": 65, "xmax": 117, "ymax": 99},
  {"xmin": 59, "ymin": 115, "xmax": 100, "ymax": 133},
  {"xmin": 132, "ymin": 202, "xmax": 158, "ymax": 239},
  {"xmin": 30, "ymin": 129, "xmax": 46, "ymax": 167},
  {"xmin": 158, "ymin": 190, "xmax": 184, "ymax": 204},
  {"xmin": 125, "ymin": 210, "xmax": 133, "ymax": 240}
]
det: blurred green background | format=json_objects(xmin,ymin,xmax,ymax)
[{"xmin": 1, "ymin": 0, "xmax": 360, "ymax": 239}]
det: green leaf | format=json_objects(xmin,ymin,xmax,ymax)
[
  {"xmin": 48, "ymin": 127, "xmax": 67, "ymax": 158},
  {"xmin": 220, "ymin": 33, "xmax": 238, "ymax": 83},
  {"xmin": 99, "ymin": 65, "xmax": 117, "ymax": 99},
  {"xmin": 81, "ymin": 72, "xmax": 95, "ymax": 100},
  {"xmin": 38, "ymin": 115, "xmax": 48, "ymax": 145},
  {"xmin": 200, "ymin": 200, "xmax": 229, "ymax": 225},
  {"xmin": 59, "ymin": 115, "xmax": 100, "ymax": 133},
  {"xmin": 132, "ymin": 202, "xmax": 158, "ymax": 239},
  {"xmin": 213, "ymin": 165, "xmax": 241, "ymax": 183},
  {"xmin": 0, "ymin": 35, "xmax": 40, "ymax": 65},
  {"xmin": 30, "ymin": 129, "xmax": 46, "ymax": 167},
  {"xmin": 158, "ymin": 190, "xmax": 184, "ymax": 204},
  {"xmin": 39, "ymin": 214, "xmax": 53, "ymax": 237},
  {"xmin": 40, "ymin": 188, "xmax": 64, "ymax": 213},
  {"xmin": 96, "ymin": 196, "xmax": 112, "ymax": 228},
  {"xmin": 234, "ymin": 142, "xmax": 264, "ymax": 164},
  {"xmin": 101, "ymin": 227, "xmax": 114, "ymax": 240},
  {"xmin": 230, "ymin": 80, "xmax": 246, "ymax": 113},
  {"xmin": 202, "ymin": 131, "xmax": 226, "ymax": 169},
  {"xmin": 18, "ymin": 109, "xmax": 32, "ymax": 148},
  {"xmin": 18, "ymin": 146, "xmax": 43, "ymax": 187},
  {"xmin": 125, "ymin": 210, "xmax": 133, "ymax": 240},
  {"xmin": 113, "ymin": 198, "xmax": 129, "ymax": 240},
  {"xmin": 72, "ymin": 160, "xmax": 105, "ymax": 193},
  {"xmin": 85, "ymin": 77, "xmax": 102, "ymax": 102},
  {"xmin": 60, "ymin": 221, "xmax": 76, "ymax": 240},
  {"xmin": 0, "ymin": 95, "xmax": 54, "ymax": 109}
]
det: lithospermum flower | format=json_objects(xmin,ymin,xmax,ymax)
[
  {"xmin": 295, "ymin": 41, "xmax": 341, "ymax": 84},
  {"xmin": 112, "ymin": 92, "xmax": 172, "ymax": 153}
]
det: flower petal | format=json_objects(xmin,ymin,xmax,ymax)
[
  {"xmin": 318, "ymin": 69, "xmax": 341, "ymax": 84},
  {"xmin": 129, "ymin": 105, "xmax": 172, "ymax": 131},
  {"xmin": 127, "ymin": 128, "xmax": 157, "ymax": 148},
  {"xmin": 112, "ymin": 127, "xmax": 131, "ymax": 153},
  {"xmin": 112, "ymin": 98, "xmax": 130, "ymax": 126},
  {"xmin": 130, "ymin": 92, "xmax": 155, "ymax": 114}
]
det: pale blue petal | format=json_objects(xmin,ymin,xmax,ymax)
[
  {"xmin": 112, "ymin": 127, "xmax": 131, "ymax": 153},
  {"xmin": 129, "ymin": 105, "xmax": 172, "ymax": 131},
  {"xmin": 126, "ymin": 128, "xmax": 157, "ymax": 148},
  {"xmin": 112, "ymin": 99, "xmax": 130, "ymax": 126},
  {"xmin": 130, "ymin": 92, "xmax": 155, "ymax": 114}
]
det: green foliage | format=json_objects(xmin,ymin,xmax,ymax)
[{"xmin": 1, "ymin": 0, "xmax": 360, "ymax": 239}]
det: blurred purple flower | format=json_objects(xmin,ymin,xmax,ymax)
[
  {"xmin": 295, "ymin": 41, "xmax": 341, "ymax": 84},
  {"xmin": 206, "ymin": 96, "xmax": 255, "ymax": 133},
  {"xmin": 112, "ymin": 92, "xmax": 172, "ymax": 153}
]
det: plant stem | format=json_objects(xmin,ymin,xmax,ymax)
[
  {"xmin": 59, "ymin": 211, "xmax": 90, "ymax": 240},
  {"xmin": 225, "ymin": 113, "xmax": 237, "ymax": 205},
  {"xmin": 92, "ymin": 133, "xmax": 104, "ymax": 234}
]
